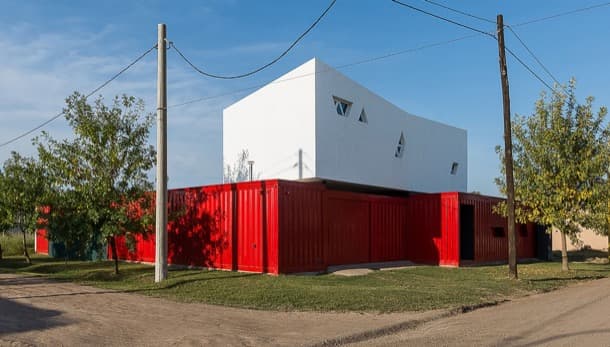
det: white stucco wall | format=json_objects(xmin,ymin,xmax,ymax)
[
  {"xmin": 223, "ymin": 58, "xmax": 467, "ymax": 193},
  {"xmin": 314, "ymin": 59, "xmax": 467, "ymax": 192},
  {"xmin": 223, "ymin": 59, "xmax": 317, "ymax": 181}
]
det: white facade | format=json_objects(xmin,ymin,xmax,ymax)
[{"xmin": 223, "ymin": 58, "xmax": 467, "ymax": 193}]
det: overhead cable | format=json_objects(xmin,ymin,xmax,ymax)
[
  {"xmin": 171, "ymin": 0, "xmax": 336, "ymax": 80},
  {"xmin": 0, "ymin": 44, "xmax": 158, "ymax": 148},
  {"xmin": 423, "ymin": 0, "xmax": 496, "ymax": 24}
]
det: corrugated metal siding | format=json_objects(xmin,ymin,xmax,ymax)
[
  {"xmin": 405, "ymin": 194, "xmax": 443, "ymax": 264},
  {"xmin": 277, "ymin": 181, "xmax": 325, "ymax": 273},
  {"xmin": 440, "ymin": 193, "xmax": 460, "ymax": 266},
  {"xmin": 458, "ymin": 193, "xmax": 537, "ymax": 263},
  {"xmin": 35, "ymin": 228, "xmax": 48, "ymax": 255},
  {"xmin": 325, "ymin": 191, "xmax": 371, "ymax": 266},
  {"xmin": 370, "ymin": 199, "xmax": 409, "ymax": 262}
]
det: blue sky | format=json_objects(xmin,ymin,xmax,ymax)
[{"xmin": 1, "ymin": 0, "xmax": 609, "ymax": 196}]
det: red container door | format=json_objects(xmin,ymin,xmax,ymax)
[
  {"xmin": 236, "ymin": 185, "xmax": 264, "ymax": 272},
  {"xmin": 325, "ymin": 193, "xmax": 370, "ymax": 266}
]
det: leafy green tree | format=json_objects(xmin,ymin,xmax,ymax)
[
  {"xmin": 495, "ymin": 80, "xmax": 610, "ymax": 271},
  {"xmin": 37, "ymin": 92, "xmax": 155, "ymax": 274},
  {"xmin": 0, "ymin": 152, "xmax": 46, "ymax": 264}
]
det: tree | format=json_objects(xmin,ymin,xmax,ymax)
[
  {"xmin": 224, "ymin": 149, "xmax": 257, "ymax": 183},
  {"xmin": 495, "ymin": 80, "xmax": 610, "ymax": 271},
  {"xmin": 0, "ymin": 152, "xmax": 46, "ymax": 264},
  {"xmin": 36, "ymin": 92, "xmax": 155, "ymax": 274}
]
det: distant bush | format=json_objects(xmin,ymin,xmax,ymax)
[{"xmin": 0, "ymin": 232, "xmax": 34, "ymax": 257}]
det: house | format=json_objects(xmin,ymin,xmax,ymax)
[
  {"xmin": 36, "ymin": 59, "xmax": 549, "ymax": 274},
  {"xmin": 223, "ymin": 58, "xmax": 467, "ymax": 193}
]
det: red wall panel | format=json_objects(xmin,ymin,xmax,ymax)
[
  {"xmin": 277, "ymin": 182, "xmax": 325, "ymax": 273},
  {"xmin": 458, "ymin": 193, "xmax": 537, "ymax": 263},
  {"xmin": 324, "ymin": 191, "xmax": 371, "ymax": 266},
  {"xmin": 405, "ymin": 194, "xmax": 443, "ymax": 264},
  {"xmin": 35, "ymin": 228, "xmax": 48, "ymax": 255},
  {"xmin": 440, "ymin": 193, "xmax": 460, "ymax": 266},
  {"xmin": 370, "ymin": 198, "xmax": 409, "ymax": 262}
]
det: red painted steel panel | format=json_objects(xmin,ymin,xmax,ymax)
[
  {"xmin": 440, "ymin": 193, "xmax": 460, "ymax": 266},
  {"xmin": 277, "ymin": 181, "xmax": 325, "ymax": 273},
  {"xmin": 405, "ymin": 194, "xmax": 443, "ymax": 264},
  {"xmin": 370, "ymin": 198, "xmax": 409, "ymax": 262},
  {"xmin": 458, "ymin": 193, "xmax": 537, "ymax": 264},
  {"xmin": 35, "ymin": 228, "xmax": 48, "ymax": 255},
  {"xmin": 325, "ymin": 191, "xmax": 371, "ymax": 266}
]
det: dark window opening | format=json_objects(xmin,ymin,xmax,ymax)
[
  {"xmin": 358, "ymin": 109, "xmax": 368, "ymax": 123},
  {"xmin": 395, "ymin": 132, "xmax": 405, "ymax": 158},
  {"xmin": 332, "ymin": 96, "xmax": 351, "ymax": 117},
  {"xmin": 492, "ymin": 227, "xmax": 505, "ymax": 238},
  {"xmin": 451, "ymin": 162, "xmax": 459, "ymax": 175}
]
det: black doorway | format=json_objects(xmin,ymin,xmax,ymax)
[{"xmin": 460, "ymin": 204, "xmax": 475, "ymax": 260}]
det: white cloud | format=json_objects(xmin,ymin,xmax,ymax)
[{"xmin": 0, "ymin": 23, "xmax": 232, "ymax": 187}]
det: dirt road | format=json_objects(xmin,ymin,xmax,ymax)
[
  {"xmin": 355, "ymin": 277, "xmax": 610, "ymax": 347},
  {"xmin": 0, "ymin": 274, "xmax": 439, "ymax": 346},
  {"xmin": 2, "ymin": 274, "xmax": 610, "ymax": 346}
]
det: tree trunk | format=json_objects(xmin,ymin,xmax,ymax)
[
  {"xmin": 560, "ymin": 231, "xmax": 570, "ymax": 271},
  {"xmin": 22, "ymin": 229, "xmax": 31, "ymax": 264},
  {"xmin": 109, "ymin": 236, "xmax": 119, "ymax": 275}
]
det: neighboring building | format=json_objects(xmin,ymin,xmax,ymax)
[
  {"xmin": 552, "ymin": 228, "xmax": 608, "ymax": 251},
  {"xmin": 223, "ymin": 58, "xmax": 467, "ymax": 193}
]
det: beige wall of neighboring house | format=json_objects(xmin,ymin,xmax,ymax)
[{"xmin": 552, "ymin": 228, "xmax": 609, "ymax": 251}]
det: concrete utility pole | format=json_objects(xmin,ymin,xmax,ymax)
[
  {"xmin": 298, "ymin": 149, "xmax": 303, "ymax": 180},
  {"xmin": 248, "ymin": 160, "xmax": 254, "ymax": 181},
  {"xmin": 497, "ymin": 15, "xmax": 518, "ymax": 279},
  {"xmin": 155, "ymin": 23, "xmax": 168, "ymax": 282}
]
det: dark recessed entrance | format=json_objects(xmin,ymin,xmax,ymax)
[{"xmin": 460, "ymin": 204, "xmax": 475, "ymax": 261}]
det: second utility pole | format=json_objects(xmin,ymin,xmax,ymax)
[
  {"xmin": 497, "ymin": 14, "xmax": 517, "ymax": 279},
  {"xmin": 155, "ymin": 23, "xmax": 168, "ymax": 282}
]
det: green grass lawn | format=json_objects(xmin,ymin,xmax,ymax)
[
  {"xmin": 0, "ymin": 232, "xmax": 34, "ymax": 257},
  {"xmin": 1, "ymin": 253, "xmax": 609, "ymax": 313}
]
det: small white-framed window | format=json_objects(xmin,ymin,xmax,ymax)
[
  {"xmin": 395, "ymin": 132, "xmax": 405, "ymax": 158},
  {"xmin": 332, "ymin": 96, "xmax": 352, "ymax": 117},
  {"xmin": 450, "ymin": 162, "xmax": 459, "ymax": 175},
  {"xmin": 358, "ymin": 108, "xmax": 368, "ymax": 123}
]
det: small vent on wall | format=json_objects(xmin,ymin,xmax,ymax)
[
  {"xmin": 358, "ymin": 109, "xmax": 368, "ymax": 123},
  {"xmin": 450, "ymin": 162, "xmax": 459, "ymax": 175},
  {"xmin": 332, "ymin": 96, "xmax": 352, "ymax": 117},
  {"xmin": 395, "ymin": 132, "xmax": 405, "ymax": 158}
]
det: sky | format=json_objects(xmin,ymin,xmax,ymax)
[{"xmin": 1, "ymin": 0, "xmax": 609, "ymax": 196}]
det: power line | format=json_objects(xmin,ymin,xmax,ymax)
[
  {"xmin": 0, "ymin": 44, "xmax": 157, "ymax": 148},
  {"xmin": 390, "ymin": 0, "xmax": 496, "ymax": 38},
  {"xmin": 504, "ymin": 46, "xmax": 553, "ymax": 91},
  {"xmin": 417, "ymin": 0, "xmax": 561, "ymax": 90},
  {"xmin": 421, "ymin": 0, "xmax": 563, "ymax": 89},
  {"xmin": 512, "ymin": 1, "xmax": 610, "ymax": 28},
  {"xmin": 422, "ymin": 0, "xmax": 496, "ymax": 24},
  {"xmin": 171, "ymin": 0, "xmax": 609, "ymax": 109},
  {"xmin": 170, "ymin": 0, "xmax": 336, "ymax": 80},
  {"xmin": 168, "ymin": 33, "xmax": 482, "ymax": 109},
  {"xmin": 505, "ymin": 25, "xmax": 562, "ymax": 87},
  {"xmin": 391, "ymin": 0, "xmax": 555, "ymax": 90}
]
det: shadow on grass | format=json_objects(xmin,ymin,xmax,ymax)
[
  {"xmin": 1, "ymin": 271, "xmax": 258, "ymax": 300},
  {"xmin": 527, "ymin": 275, "xmax": 605, "ymax": 282}
]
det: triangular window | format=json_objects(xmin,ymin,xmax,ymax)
[
  {"xmin": 450, "ymin": 162, "xmax": 459, "ymax": 175},
  {"xmin": 358, "ymin": 109, "xmax": 368, "ymax": 123},
  {"xmin": 333, "ymin": 96, "xmax": 351, "ymax": 117},
  {"xmin": 395, "ymin": 132, "xmax": 405, "ymax": 158}
]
